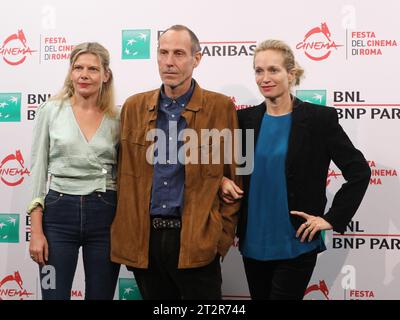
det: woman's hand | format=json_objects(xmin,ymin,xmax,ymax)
[
  {"xmin": 29, "ymin": 232, "xmax": 49, "ymax": 266},
  {"xmin": 219, "ymin": 177, "xmax": 244, "ymax": 204},
  {"xmin": 29, "ymin": 207, "xmax": 49, "ymax": 265},
  {"xmin": 291, "ymin": 210, "xmax": 333, "ymax": 242}
]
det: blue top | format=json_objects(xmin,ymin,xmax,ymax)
[
  {"xmin": 241, "ymin": 112, "xmax": 325, "ymax": 260},
  {"xmin": 150, "ymin": 81, "xmax": 194, "ymax": 217}
]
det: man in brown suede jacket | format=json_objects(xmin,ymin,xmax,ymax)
[{"xmin": 111, "ymin": 25, "xmax": 241, "ymax": 299}]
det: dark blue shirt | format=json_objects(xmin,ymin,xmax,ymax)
[{"xmin": 150, "ymin": 81, "xmax": 194, "ymax": 217}]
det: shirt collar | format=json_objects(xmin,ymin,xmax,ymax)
[{"xmin": 160, "ymin": 80, "xmax": 195, "ymax": 108}]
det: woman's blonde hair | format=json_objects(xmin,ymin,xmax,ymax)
[
  {"xmin": 253, "ymin": 39, "xmax": 304, "ymax": 86},
  {"xmin": 52, "ymin": 42, "xmax": 116, "ymax": 117}
]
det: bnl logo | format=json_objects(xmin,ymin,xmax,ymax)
[
  {"xmin": 296, "ymin": 90, "xmax": 326, "ymax": 106},
  {"xmin": 118, "ymin": 278, "xmax": 142, "ymax": 300},
  {"xmin": 0, "ymin": 93, "xmax": 21, "ymax": 122},
  {"xmin": 122, "ymin": 29, "xmax": 151, "ymax": 59},
  {"xmin": 0, "ymin": 214, "xmax": 19, "ymax": 243}
]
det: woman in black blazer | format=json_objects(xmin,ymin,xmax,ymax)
[{"xmin": 220, "ymin": 39, "xmax": 371, "ymax": 300}]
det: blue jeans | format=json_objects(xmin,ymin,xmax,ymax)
[{"xmin": 40, "ymin": 189, "xmax": 120, "ymax": 300}]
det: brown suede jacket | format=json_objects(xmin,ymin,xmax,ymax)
[{"xmin": 111, "ymin": 81, "xmax": 241, "ymax": 269}]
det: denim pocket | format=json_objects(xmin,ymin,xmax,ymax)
[
  {"xmin": 45, "ymin": 190, "xmax": 63, "ymax": 206},
  {"xmin": 97, "ymin": 192, "xmax": 117, "ymax": 207}
]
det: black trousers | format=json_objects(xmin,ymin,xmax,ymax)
[
  {"xmin": 132, "ymin": 227, "xmax": 222, "ymax": 300},
  {"xmin": 243, "ymin": 250, "xmax": 318, "ymax": 300}
]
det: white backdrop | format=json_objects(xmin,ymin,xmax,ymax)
[{"xmin": 1, "ymin": 0, "xmax": 399, "ymax": 300}]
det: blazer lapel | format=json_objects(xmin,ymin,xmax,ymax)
[
  {"xmin": 245, "ymin": 102, "xmax": 265, "ymax": 146},
  {"xmin": 243, "ymin": 99, "xmax": 312, "ymax": 173},
  {"xmin": 286, "ymin": 99, "xmax": 310, "ymax": 170}
]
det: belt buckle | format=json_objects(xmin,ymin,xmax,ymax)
[{"xmin": 152, "ymin": 217, "xmax": 163, "ymax": 229}]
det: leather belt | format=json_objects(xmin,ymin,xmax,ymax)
[{"xmin": 151, "ymin": 217, "xmax": 181, "ymax": 229}]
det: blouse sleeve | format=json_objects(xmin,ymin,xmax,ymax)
[{"xmin": 27, "ymin": 102, "xmax": 51, "ymax": 214}]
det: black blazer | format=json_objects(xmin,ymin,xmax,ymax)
[{"xmin": 236, "ymin": 98, "xmax": 371, "ymax": 240}]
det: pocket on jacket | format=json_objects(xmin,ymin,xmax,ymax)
[
  {"xmin": 120, "ymin": 129, "xmax": 147, "ymax": 177},
  {"xmin": 199, "ymin": 142, "xmax": 224, "ymax": 178},
  {"xmin": 190, "ymin": 208, "xmax": 223, "ymax": 263}
]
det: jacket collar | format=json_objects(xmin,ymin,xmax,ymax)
[
  {"xmin": 146, "ymin": 80, "xmax": 203, "ymax": 113},
  {"xmin": 184, "ymin": 80, "xmax": 202, "ymax": 112},
  {"xmin": 249, "ymin": 96, "xmax": 308, "ymax": 133},
  {"xmin": 245, "ymin": 97, "xmax": 311, "ymax": 169}
]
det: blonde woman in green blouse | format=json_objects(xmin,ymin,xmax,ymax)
[{"xmin": 27, "ymin": 42, "xmax": 120, "ymax": 300}]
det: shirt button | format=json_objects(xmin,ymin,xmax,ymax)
[
  {"xmin": 162, "ymin": 204, "xmax": 167, "ymax": 208},
  {"xmin": 171, "ymin": 114, "xmax": 175, "ymax": 118},
  {"xmin": 172, "ymin": 100, "xmax": 176, "ymax": 103},
  {"xmin": 164, "ymin": 181, "xmax": 168, "ymax": 186},
  {"xmin": 102, "ymin": 168, "xmax": 107, "ymax": 174},
  {"xmin": 181, "ymin": 104, "xmax": 184, "ymax": 107}
]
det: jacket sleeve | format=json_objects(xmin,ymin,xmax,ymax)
[
  {"xmin": 322, "ymin": 108, "xmax": 371, "ymax": 233},
  {"xmin": 217, "ymin": 101, "xmax": 243, "ymax": 256}
]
